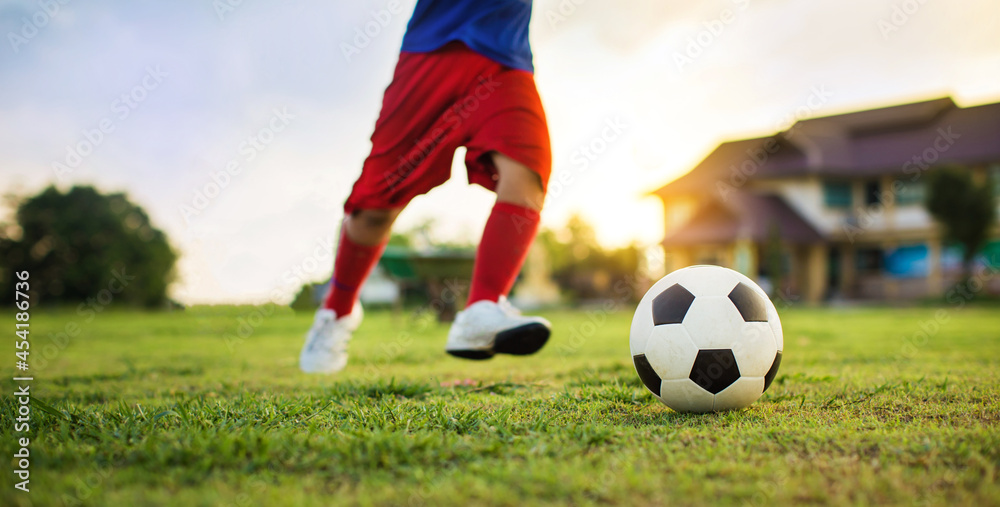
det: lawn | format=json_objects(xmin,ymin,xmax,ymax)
[{"xmin": 2, "ymin": 303, "xmax": 999, "ymax": 506}]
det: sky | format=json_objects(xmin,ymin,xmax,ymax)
[{"xmin": 1, "ymin": 0, "xmax": 998, "ymax": 304}]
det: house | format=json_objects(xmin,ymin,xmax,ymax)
[{"xmin": 652, "ymin": 97, "xmax": 1000, "ymax": 303}]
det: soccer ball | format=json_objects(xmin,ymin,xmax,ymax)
[{"xmin": 629, "ymin": 265, "xmax": 783, "ymax": 412}]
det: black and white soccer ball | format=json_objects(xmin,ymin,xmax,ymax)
[{"xmin": 629, "ymin": 265, "xmax": 783, "ymax": 412}]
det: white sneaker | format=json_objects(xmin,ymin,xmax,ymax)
[
  {"xmin": 299, "ymin": 303, "xmax": 363, "ymax": 374},
  {"xmin": 445, "ymin": 296, "xmax": 551, "ymax": 360}
]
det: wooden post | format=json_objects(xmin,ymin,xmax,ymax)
[
  {"xmin": 928, "ymin": 237, "xmax": 943, "ymax": 297},
  {"xmin": 806, "ymin": 244, "xmax": 829, "ymax": 304}
]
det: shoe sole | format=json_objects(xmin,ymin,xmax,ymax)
[
  {"xmin": 446, "ymin": 323, "xmax": 551, "ymax": 360},
  {"xmin": 299, "ymin": 359, "xmax": 347, "ymax": 374}
]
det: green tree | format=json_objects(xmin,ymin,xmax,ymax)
[
  {"xmin": 925, "ymin": 167, "xmax": 997, "ymax": 282},
  {"xmin": 290, "ymin": 283, "xmax": 319, "ymax": 313},
  {"xmin": 535, "ymin": 214, "xmax": 642, "ymax": 302},
  {"xmin": 0, "ymin": 185, "xmax": 177, "ymax": 307}
]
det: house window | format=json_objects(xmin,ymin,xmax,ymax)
[
  {"xmin": 823, "ymin": 181, "xmax": 852, "ymax": 208},
  {"xmin": 885, "ymin": 244, "xmax": 929, "ymax": 278},
  {"xmin": 895, "ymin": 179, "xmax": 926, "ymax": 206},
  {"xmin": 856, "ymin": 248, "xmax": 884, "ymax": 273},
  {"xmin": 864, "ymin": 180, "xmax": 882, "ymax": 207}
]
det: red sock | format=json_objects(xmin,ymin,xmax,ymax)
[
  {"xmin": 467, "ymin": 202, "xmax": 541, "ymax": 305},
  {"xmin": 322, "ymin": 226, "xmax": 387, "ymax": 318}
]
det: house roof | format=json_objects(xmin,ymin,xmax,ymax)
[
  {"xmin": 654, "ymin": 97, "xmax": 1000, "ymax": 197},
  {"xmin": 664, "ymin": 192, "xmax": 823, "ymax": 246}
]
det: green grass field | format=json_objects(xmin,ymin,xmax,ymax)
[{"xmin": 2, "ymin": 303, "xmax": 999, "ymax": 506}]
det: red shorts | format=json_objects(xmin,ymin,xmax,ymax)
[{"xmin": 344, "ymin": 42, "xmax": 551, "ymax": 214}]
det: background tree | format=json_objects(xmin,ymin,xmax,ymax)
[
  {"xmin": 0, "ymin": 185, "xmax": 177, "ymax": 307},
  {"xmin": 290, "ymin": 283, "xmax": 319, "ymax": 312},
  {"xmin": 535, "ymin": 214, "xmax": 642, "ymax": 302},
  {"xmin": 925, "ymin": 166, "xmax": 997, "ymax": 282}
]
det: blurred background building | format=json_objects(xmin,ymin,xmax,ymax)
[
  {"xmin": 653, "ymin": 97, "xmax": 1000, "ymax": 303},
  {"xmin": 3, "ymin": 1, "xmax": 999, "ymax": 308}
]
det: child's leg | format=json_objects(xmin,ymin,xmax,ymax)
[
  {"xmin": 493, "ymin": 152, "xmax": 545, "ymax": 211},
  {"xmin": 322, "ymin": 207, "xmax": 402, "ymax": 318},
  {"xmin": 466, "ymin": 153, "xmax": 545, "ymax": 305},
  {"xmin": 345, "ymin": 207, "xmax": 402, "ymax": 246}
]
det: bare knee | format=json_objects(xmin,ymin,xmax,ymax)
[
  {"xmin": 353, "ymin": 209, "xmax": 397, "ymax": 229},
  {"xmin": 493, "ymin": 152, "xmax": 546, "ymax": 211},
  {"xmin": 346, "ymin": 208, "xmax": 401, "ymax": 246}
]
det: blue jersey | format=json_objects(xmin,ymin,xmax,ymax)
[{"xmin": 401, "ymin": 0, "xmax": 534, "ymax": 73}]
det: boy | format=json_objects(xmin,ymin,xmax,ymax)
[{"xmin": 300, "ymin": 0, "xmax": 552, "ymax": 373}]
